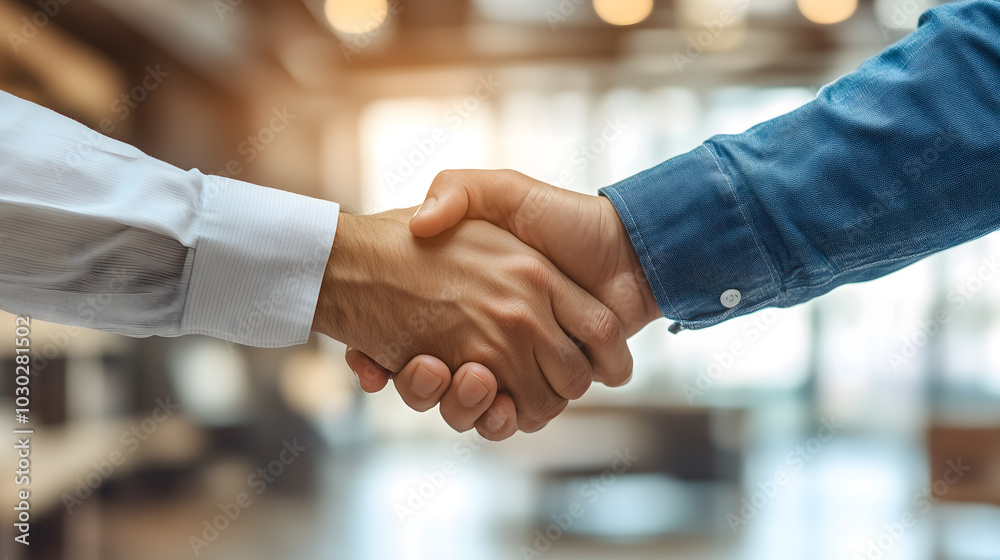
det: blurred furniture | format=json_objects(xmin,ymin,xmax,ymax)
[
  {"xmin": 928, "ymin": 426, "xmax": 1000, "ymax": 506},
  {"xmin": 506, "ymin": 405, "xmax": 745, "ymax": 538}
]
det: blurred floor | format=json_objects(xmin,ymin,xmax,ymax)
[{"xmin": 87, "ymin": 433, "xmax": 1000, "ymax": 560}]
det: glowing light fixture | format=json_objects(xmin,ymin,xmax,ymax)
[
  {"xmin": 593, "ymin": 0, "xmax": 654, "ymax": 26},
  {"xmin": 797, "ymin": 0, "xmax": 857, "ymax": 24},
  {"xmin": 324, "ymin": 0, "xmax": 389, "ymax": 34}
]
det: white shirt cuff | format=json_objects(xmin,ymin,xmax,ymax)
[{"xmin": 181, "ymin": 174, "xmax": 339, "ymax": 347}]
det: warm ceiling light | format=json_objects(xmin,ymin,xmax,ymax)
[
  {"xmin": 797, "ymin": 0, "xmax": 857, "ymax": 24},
  {"xmin": 593, "ymin": 0, "xmax": 654, "ymax": 26},
  {"xmin": 324, "ymin": 0, "xmax": 389, "ymax": 34}
]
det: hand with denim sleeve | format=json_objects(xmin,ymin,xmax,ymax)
[{"xmin": 346, "ymin": 170, "xmax": 659, "ymax": 440}]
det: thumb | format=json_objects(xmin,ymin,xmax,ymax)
[{"xmin": 409, "ymin": 170, "xmax": 534, "ymax": 238}]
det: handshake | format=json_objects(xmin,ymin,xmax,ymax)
[{"xmin": 311, "ymin": 169, "xmax": 661, "ymax": 441}]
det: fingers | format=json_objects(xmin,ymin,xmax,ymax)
[
  {"xmin": 345, "ymin": 348, "xmax": 391, "ymax": 393},
  {"xmin": 497, "ymin": 351, "xmax": 568, "ymax": 433},
  {"xmin": 516, "ymin": 398, "xmax": 567, "ymax": 433},
  {"xmin": 345, "ymin": 342, "xmax": 572, "ymax": 437},
  {"xmin": 438, "ymin": 363, "xmax": 499, "ymax": 433},
  {"xmin": 487, "ymin": 292, "xmax": 574, "ymax": 429},
  {"xmin": 410, "ymin": 169, "xmax": 535, "ymax": 238},
  {"xmin": 346, "ymin": 348, "xmax": 521, "ymax": 438},
  {"xmin": 534, "ymin": 324, "xmax": 594, "ymax": 401},
  {"xmin": 428, "ymin": 362, "xmax": 518, "ymax": 440},
  {"xmin": 474, "ymin": 393, "xmax": 518, "ymax": 441},
  {"xmin": 367, "ymin": 352, "xmax": 520, "ymax": 440},
  {"xmin": 550, "ymin": 282, "xmax": 634, "ymax": 388},
  {"xmin": 346, "ymin": 348, "xmax": 546, "ymax": 440},
  {"xmin": 346, "ymin": 350, "xmax": 457, "ymax": 414},
  {"xmin": 390, "ymin": 355, "xmax": 453, "ymax": 412}
]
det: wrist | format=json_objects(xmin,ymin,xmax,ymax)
[
  {"xmin": 624, "ymin": 232, "xmax": 662, "ymax": 328},
  {"xmin": 312, "ymin": 212, "xmax": 369, "ymax": 342},
  {"xmin": 638, "ymin": 273, "xmax": 662, "ymax": 326},
  {"xmin": 601, "ymin": 196, "xmax": 662, "ymax": 329}
]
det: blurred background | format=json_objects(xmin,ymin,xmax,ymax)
[{"xmin": 2, "ymin": 0, "xmax": 1000, "ymax": 559}]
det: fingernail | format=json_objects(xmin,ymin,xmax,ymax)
[
  {"xmin": 458, "ymin": 373, "xmax": 490, "ymax": 406},
  {"xmin": 413, "ymin": 197, "xmax": 437, "ymax": 218},
  {"xmin": 411, "ymin": 365, "xmax": 443, "ymax": 397},
  {"xmin": 485, "ymin": 407, "xmax": 508, "ymax": 432}
]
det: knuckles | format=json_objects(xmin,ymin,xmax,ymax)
[
  {"xmin": 432, "ymin": 169, "xmax": 468, "ymax": 189},
  {"xmin": 494, "ymin": 299, "xmax": 542, "ymax": 335},
  {"xmin": 510, "ymin": 254, "xmax": 554, "ymax": 291},
  {"xmin": 588, "ymin": 305, "xmax": 623, "ymax": 349},
  {"xmin": 538, "ymin": 397, "xmax": 569, "ymax": 423},
  {"xmin": 601, "ymin": 363, "xmax": 633, "ymax": 388},
  {"xmin": 464, "ymin": 341, "xmax": 505, "ymax": 371},
  {"xmin": 547, "ymin": 336, "xmax": 594, "ymax": 400},
  {"xmin": 559, "ymin": 362, "xmax": 593, "ymax": 401},
  {"xmin": 526, "ymin": 397, "xmax": 569, "ymax": 427}
]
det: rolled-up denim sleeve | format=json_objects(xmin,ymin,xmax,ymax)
[{"xmin": 602, "ymin": 0, "xmax": 1000, "ymax": 331}]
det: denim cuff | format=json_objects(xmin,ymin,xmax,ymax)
[{"xmin": 600, "ymin": 144, "xmax": 781, "ymax": 331}]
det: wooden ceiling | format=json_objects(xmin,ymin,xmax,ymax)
[{"xmin": 3, "ymin": 0, "xmax": 891, "ymax": 96}]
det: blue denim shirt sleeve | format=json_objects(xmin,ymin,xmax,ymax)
[{"xmin": 601, "ymin": 0, "xmax": 1000, "ymax": 332}]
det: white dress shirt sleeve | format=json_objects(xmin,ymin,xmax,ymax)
[{"xmin": 0, "ymin": 90, "xmax": 339, "ymax": 347}]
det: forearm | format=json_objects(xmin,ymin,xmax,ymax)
[
  {"xmin": 0, "ymin": 90, "xmax": 338, "ymax": 346},
  {"xmin": 603, "ymin": 0, "xmax": 1000, "ymax": 330}
]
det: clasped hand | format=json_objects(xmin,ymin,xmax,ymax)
[{"xmin": 313, "ymin": 170, "xmax": 660, "ymax": 440}]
